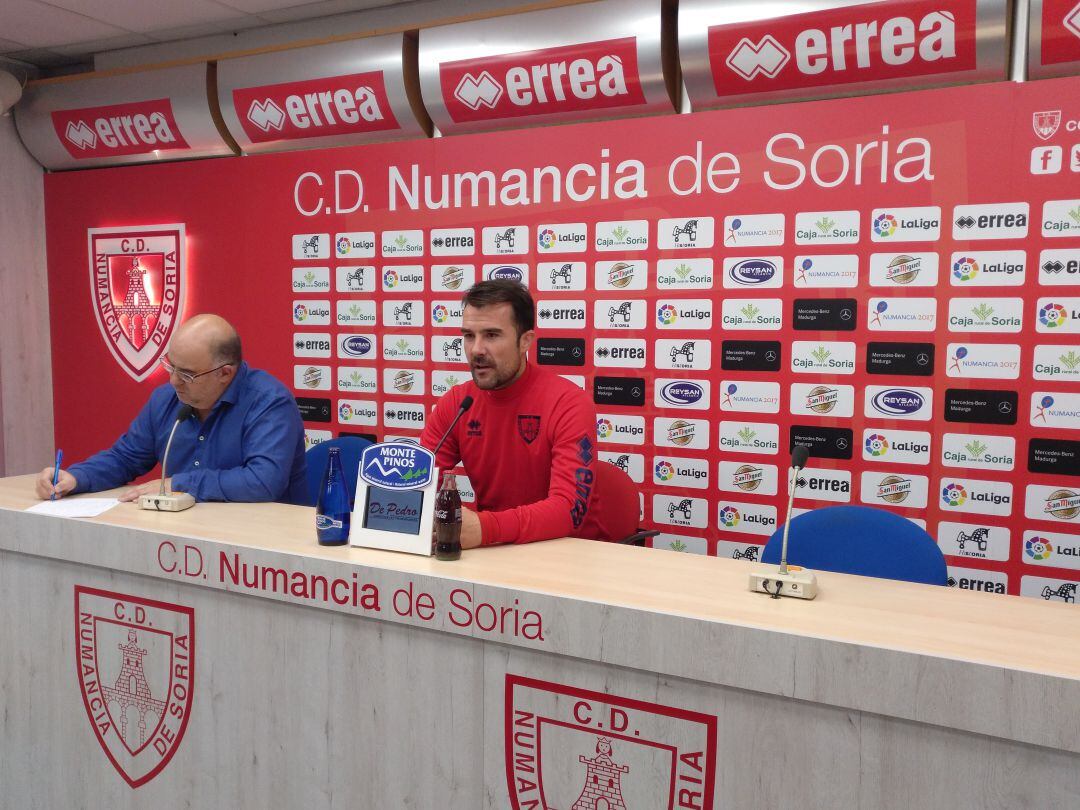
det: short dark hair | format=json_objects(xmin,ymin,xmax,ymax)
[
  {"xmin": 212, "ymin": 332, "xmax": 243, "ymax": 366},
  {"xmin": 461, "ymin": 280, "xmax": 535, "ymax": 336}
]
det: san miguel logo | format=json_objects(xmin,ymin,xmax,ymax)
[
  {"xmin": 505, "ymin": 675, "xmax": 717, "ymax": 810},
  {"xmin": 709, "ymin": 0, "xmax": 978, "ymax": 95},
  {"xmin": 51, "ymin": 99, "xmax": 190, "ymax": 159},
  {"xmin": 439, "ymin": 38, "xmax": 646, "ymax": 122},
  {"xmin": 75, "ymin": 586, "xmax": 194, "ymax": 788},
  {"xmin": 88, "ymin": 225, "xmax": 186, "ymax": 381},
  {"xmin": 232, "ymin": 71, "xmax": 399, "ymax": 143}
]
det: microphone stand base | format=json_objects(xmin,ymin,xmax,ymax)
[
  {"xmin": 748, "ymin": 567, "xmax": 818, "ymax": 600},
  {"xmin": 138, "ymin": 493, "xmax": 196, "ymax": 512}
]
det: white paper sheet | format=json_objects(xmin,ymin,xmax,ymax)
[{"xmin": 25, "ymin": 498, "xmax": 120, "ymax": 518}]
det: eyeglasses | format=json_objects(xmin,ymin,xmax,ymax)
[{"xmin": 160, "ymin": 358, "xmax": 230, "ymax": 385}]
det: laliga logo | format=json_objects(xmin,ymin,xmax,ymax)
[
  {"xmin": 1040, "ymin": 303, "xmax": 1068, "ymax": 328},
  {"xmin": 538, "ymin": 229, "xmax": 556, "ymax": 250},
  {"xmin": 1026, "ymin": 536, "xmax": 1054, "ymax": 560},
  {"xmin": 383, "ymin": 269, "xmax": 399, "ymax": 288},
  {"xmin": 655, "ymin": 460, "xmax": 675, "ymax": 481},
  {"xmin": 337, "ymin": 236, "xmax": 351, "ymax": 255},
  {"xmin": 865, "ymin": 433, "xmax": 889, "ymax": 457},
  {"xmin": 873, "ymin": 214, "xmax": 897, "ymax": 237},
  {"xmin": 596, "ymin": 418, "xmax": 613, "ymax": 439},
  {"xmin": 942, "ymin": 483, "xmax": 967, "ymax": 507},
  {"xmin": 726, "ymin": 35, "xmax": 791, "ymax": 80},
  {"xmin": 294, "ymin": 304, "xmax": 308, "ymax": 321},
  {"xmin": 453, "ymin": 71, "xmax": 503, "ymax": 110},
  {"xmin": 339, "ymin": 403, "xmax": 354, "ymax": 421},
  {"xmin": 953, "ymin": 256, "xmax": 978, "ymax": 281},
  {"xmin": 65, "ymin": 120, "xmax": 98, "ymax": 149},
  {"xmin": 657, "ymin": 304, "xmax": 677, "ymax": 325},
  {"xmin": 719, "ymin": 505, "xmax": 741, "ymax": 527},
  {"xmin": 432, "ymin": 304, "xmax": 449, "ymax": 323},
  {"xmin": 246, "ymin": 99, "xmax": 286, "ymax": 132}
]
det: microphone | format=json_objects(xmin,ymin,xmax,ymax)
[
  {"xmin": 432, "ymin": 395, "xmax": 473, "ymax": 457},
  {"xmin": 748, "ymin": 443, "xmax": 819, "ymax": 600},
  {"xmin": 138, "ymin": 403, "xmax": 196, "ymax": 512},
  {"xmin": 779, "ymin": 445, "xmax": 810, "ymax": 575}
]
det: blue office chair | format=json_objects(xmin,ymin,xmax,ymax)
[
  {"xmin": 303, "ymin": 436, "xmax": 372, "ymax": 508},
  {"xmin": 761, "ymin": 505, "xmax": 947, "ymax": 585}
]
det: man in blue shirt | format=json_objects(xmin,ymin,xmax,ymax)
[{"xmin": 35, "ymin": 314, "xmax": 307, "ymax": 504}]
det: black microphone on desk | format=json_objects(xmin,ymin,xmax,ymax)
[
  {"xmin": 748, "ymin": 443, "xmax": 818, "ymax": 600},
  {"xmin": 139, "ymin": 404, "xmax": 196, "ymax": 512},
  {"xmin": 432, "ymin": 395, "xmax": 473, "ymax": 456},
  {"xmin": 779, "ymin": 444, "xmax": 810, "ymax": 575}
]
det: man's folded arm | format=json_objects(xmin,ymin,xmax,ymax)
[
  {"xmin": 171, "ymin": 395, "xmax": 300, "ymax": 502},
  {"xmin": 477, "ymin": 396, "xmax": 596, "ymax": 545},
  {"xmin": 69, "ymin": 399, "xmax": 161, "ymax": 493}
]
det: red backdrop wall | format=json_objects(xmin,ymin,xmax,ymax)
[{"xmin": 44, "ymin": 76, "xmax": 1080, "ymax": 597}]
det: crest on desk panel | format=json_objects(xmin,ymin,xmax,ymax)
[
  {"xmin": 74, "ymin": 585, "xmax": 195, "ymax": 788},
  {"xmin": 87, "ymin": 225, "xmax": 186, "ymax": 381},
  {"xmin": 504, "ymin": 674, "xmax": 718, "ymax": 810}
]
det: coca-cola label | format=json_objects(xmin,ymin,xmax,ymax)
[
  {"xmin": 52, "ymin": 99, "xmax": 190, "ymax": 159},
  {"xmin": 232, "ymin": 71, "xmax": 400, "ymax": 143},
  {"xmin": 439, "ymin": 37, "xmax": 647, "ymax": 123},
  {"xmin": 709, "ymin": 0, "xmax": 978, "ymax": 97}
]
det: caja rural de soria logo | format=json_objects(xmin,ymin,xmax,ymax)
[{"xmin": 942, "ymin": 483, "xmax": 967, "ymax": 507}]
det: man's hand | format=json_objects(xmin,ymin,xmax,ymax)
[
  {"xmin": 118, "ymin": 479, "xmax": 174, "ymax": 503},
  {"xmin": 461, "ymin": 508, "xmax": 483, "ymax": 549},
  {"xmin": 35, "ymin": 468, "xmax": 77, "ymax": 500}
]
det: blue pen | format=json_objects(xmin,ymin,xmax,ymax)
[{"xmin": 51, "ymin": 449, "xmax": 63, "ymax": 501}]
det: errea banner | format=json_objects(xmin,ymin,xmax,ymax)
[
  {"xmin": 435, "ymin": 38, "xmax": 648, "ymax": 125},
  {"xmin": 231, "ymin": 72, "xmax": 399, "ymax": 144},
  {"xmin": 52, "ymin": 99, "xmax": 190, "ymax": 159},
  {"xmin": 697, "ymin": 0, "xmax": 984, "ymax": 100}
]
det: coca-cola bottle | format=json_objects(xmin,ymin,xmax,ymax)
[
  {"xmin": 315, "ymin": 447, "xmax": 351, "ymax": 546},
  {"xmin": 434, "ymin": 471, "xmax": 462, "ymax": 560}
]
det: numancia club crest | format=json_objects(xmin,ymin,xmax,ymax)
[
  {"xmin": 87, "ymin": 224, "xmax": 186, "ymax": 381},
  {"xmin": 75, "ymin": 586, "xmax": 195, "ymax": 787},
  {"xmin": 505, "ymin": 674, "xmax": 717, "ymax": 809}
]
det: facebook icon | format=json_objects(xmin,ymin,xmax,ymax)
[{"xmin": 1030, "ymin": 145, "xmax": 1062, "ymax": 174}]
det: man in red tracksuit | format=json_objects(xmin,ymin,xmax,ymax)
[{"xmin": 420, "ymin": 280, "xmax": 614, "ymax": 548}]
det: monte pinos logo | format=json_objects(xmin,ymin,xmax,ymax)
[
  {"xmin": 87, "ymin": 225, "xmax": 186, "ymax": 381},
  {"xmin": 504, "ymin": 674, "xmax": 716, "ymax": 810},
  {"xmin": 75, "ymin": 585, "xmax": 194, "ymax": 788}
]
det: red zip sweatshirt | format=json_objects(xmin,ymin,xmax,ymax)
[{"xmin": 420, "ymin": 362, "xmax": 609, "ymax": 545}]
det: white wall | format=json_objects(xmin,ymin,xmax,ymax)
[{"xmin": 0, "ymin": 112, "xmax": 53, "ymax": 476}]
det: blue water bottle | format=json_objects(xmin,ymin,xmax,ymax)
[{"xmin": 315, "ymin": 447, "xmax": 351, "ymax": 545}]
